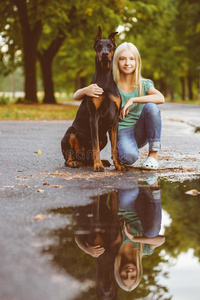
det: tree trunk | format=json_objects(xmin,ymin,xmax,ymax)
[
  {"xmin": 159, "ymin": 79, "xmax": 168, "ymax": 98},
  {"xmin": 39, "ymin": 55, "xmax": 56, "ymax": 104},
  {"xmin": 38, "ymin": 30, "xmax": 65, "ymax": 104},
  {"xmin": 180, "ymin": 77, "xmax": 186, "ymax": 100},
  {"xmin": 188, "ymin": 74, "xmax": 193, "ymax": 100},
  {"xmin": 23, "ymin": 38, "xmax": 38, "ymax": 103},
  {"xmin": 13, "ymin": 0, "xmax": 42, "ymax": 103}
]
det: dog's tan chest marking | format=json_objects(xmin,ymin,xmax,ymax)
[{"xmin": 92, "ymin": 96, "xmax": 103, "ymax": 109}]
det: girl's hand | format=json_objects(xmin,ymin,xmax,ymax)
[
  {"xmin": 85, "ymin": 84, "xmax": 104, "ymax": 98},
  {"xmin": 122, "ymin": 220, "xmax": 135, "ymax": 241},
  {"xmin": 86, "ymin": 244, "xmax": 105, "ymax": 257},
  {"xmin": 120, "ymin": 99, "xmax": 134, "ymax": 119}
]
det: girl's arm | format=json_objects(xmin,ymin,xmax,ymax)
[
  {"xmin": 132, "ymin": 235, "xmax": 165, "ymax": 249},
  {"xmin": 120, "ymin": 87, "xmax": 165, "ymax": 119},
  {"xmin": 73, "ymin": 84, "xmax": 103, "ymax": 100},
  {"xmin": 122, "ymin": 221, "xmax": 165, "ymax": 249}
]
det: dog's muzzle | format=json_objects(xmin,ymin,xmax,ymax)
[{"xmin": 101, "ymin": 51, "xmax": 110, "ymax": 62}]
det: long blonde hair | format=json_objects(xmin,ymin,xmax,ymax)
[
  {"xmin": 114, "ymin": 244, "xmax": 143, "ymax": 291},
  {"xmin": 113, "ymin": 42, "xmax": 143, "ymax": 96}
]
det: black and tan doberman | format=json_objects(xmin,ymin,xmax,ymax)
[{"xmin": 61, "ymin": 26, "xmax": 125, "ymax": 172}]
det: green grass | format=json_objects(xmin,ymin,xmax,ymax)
[
  {"xmin": 0, "ymin": 103, "xmax": 78, "ymax": 120},
  {"xmin": 0, "ymin": 98, "xmax": 200, "ymax": 121}
]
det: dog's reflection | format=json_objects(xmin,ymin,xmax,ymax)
[
  {"xmin": 73, "ymin": 182, "xmax": 165, "ymax": 298},
  {"xmin": 74, "ymin": 191, "xmax": 120, "ymax": 300}
]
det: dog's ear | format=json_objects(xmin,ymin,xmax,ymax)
[
  {"xmin": 94, "ymin": 26, "xmax": 102, "ymax": 49},
  {"xmin": 108, "ymin": 31, "xmax": 118, "ymax": 49}
]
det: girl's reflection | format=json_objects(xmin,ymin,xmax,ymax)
[{"xmin": 114, "ymin": 182, "xmax": 165, "ymax": 291}]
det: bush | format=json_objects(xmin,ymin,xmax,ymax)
[{"xmin": 0, "ymin": 94, "xmax": 10, "ymax": 105}]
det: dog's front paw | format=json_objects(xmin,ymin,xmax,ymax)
[
  {"xmin": 94, "ymin": 162, "xmax": 104, "ymax": 172},
  {"xmin": 65, "ymin": 160, "xmax": 81, "ymax": 168}
]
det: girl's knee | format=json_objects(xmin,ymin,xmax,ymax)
[
  {"xmin": 144, "ymin": 102, "xmax": 160, "ymax": 115},
  {"xmin": 118, "ymin": 149, "xmax": 139, "ymax": 165}
]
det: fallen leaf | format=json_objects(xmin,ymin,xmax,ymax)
[
  {"xmin": 37, "ymin": 189, "xmax": 44, "ymax": 193},
  {"xmin": 23, "ymin": 184, "xmax": 28, "ymax": 188},
  {"xmin": 37, "ymin": 149, "xmax": 41, "ymax": 156},
  {"xmin": 42, "ymin": 182, "xmax": 49, "ymax": 186},
  {"xmin": 53, "ymin": 170, "xmax": 59, "ymax": 174},
  {"xmin": 49, "ymin": 185, "xmax": 62, "ymax": 189},
  {"xmin": 32, "ymin": 214, "xmax": 46, "ymax": 221},
  {"xmin": 185, "ymin": 189, "xmax": 200, "ymax": 196}
]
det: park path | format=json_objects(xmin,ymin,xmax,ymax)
[{"xmin": 0, "ymin": 102, "xmax": 200, "ymax": 300}]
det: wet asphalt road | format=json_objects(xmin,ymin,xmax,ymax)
[{"xmin": 0, "ymin": 102, "xmax": 200, "ymax": 300}]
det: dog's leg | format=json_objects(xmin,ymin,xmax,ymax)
[
  {"xmin": 89, "ymin": 116, "xmax": 104, "ymax": 172},
  {"xmin": 109, "ymin": 124, "xmax": 126, "ymax": 171},
  {"xmin": 110, "ymin": 190, "xmax": 118, "ymax": 213},
  {"xmin": 61, "ymin": 133, "xmax": 82, "ymax": 168}
]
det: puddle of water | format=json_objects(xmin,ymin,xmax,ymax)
[{"xmin": 41, "ymin": 178, "xmax": 200, "ymax": 300}]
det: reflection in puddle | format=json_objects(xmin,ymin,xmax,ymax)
[
  {"xmin": 42, "ymin": 178, "xmax": 200, "ymax": 300},
  {"xmin": 115, "ymin": 187, "xmax": 164, "ymax": 294}
]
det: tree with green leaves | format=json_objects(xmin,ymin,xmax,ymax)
[
  {"xmin": 0, "ymin": 0, "xmax": 125, "ymax": 103},
  {"xmin": 52, "ymin": 0, "xmax": 124, "ymax": 94},
  {"xmin": 173, "ymin": 0, "xmax": 200, "ymax": 100},
  {"xmin": 36, "ymin": 0, "xmax": 84, "ymax": 103},
  {"xmin": 0, "ymin": 1, "xmax": 22, "ymax": 79},
  {"xmin": 1, "ymin": 0, "xmax": 200, "ymax": 102}
]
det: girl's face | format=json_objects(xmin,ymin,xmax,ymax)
[
  {"xmin": 118, "ymin": 49, "xmax": 136, "ymax": 75},
  {"xmin": 120, "ymin": 263, "xmax": 137, "ymax": 287}
]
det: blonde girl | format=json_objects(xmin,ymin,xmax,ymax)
[{"xmin": 113, "ymin": 42, "xmax": 164, "ymax": 170}]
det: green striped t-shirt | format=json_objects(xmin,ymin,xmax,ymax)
[{"xmin": 118, "ymin": 79, "xmax": 154, "ymax": 130}]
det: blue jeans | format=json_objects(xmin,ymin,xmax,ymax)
[
  {"xmin": 117, "ymin": 103, "xmax": 161, "ymax": 165},
  {"xmin": 118, "ymin": 187, "xmax": 162, "ymax": 238}
]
